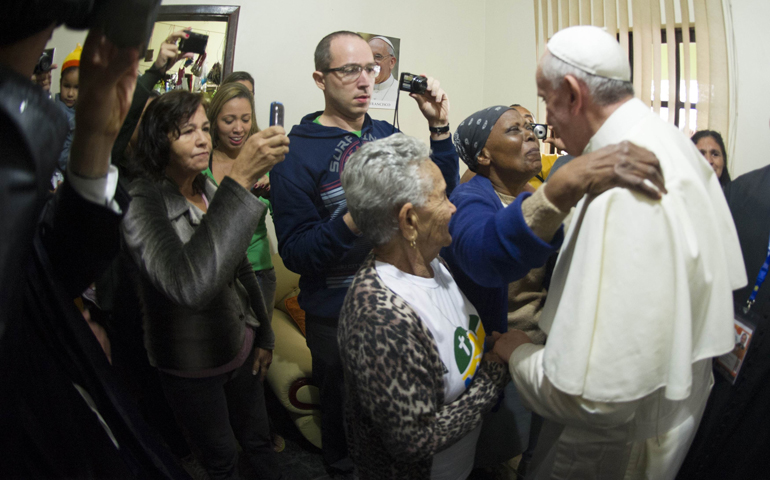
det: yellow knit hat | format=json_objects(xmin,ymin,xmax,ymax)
[{"xmin": 62, "ymin": 44, "xmax": 82, "ymax": 71}]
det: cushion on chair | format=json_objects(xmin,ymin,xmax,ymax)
[
  {"xmin": 267, "ymin": 309, "xmax": 318, "ymax": 415},
  {"xmin": 283, "ymin": 295, "xmax": 306, "ymax": 336},
  {"xmin": 267, "ymin": 252, "xmax": 321, "ymax": 448}
]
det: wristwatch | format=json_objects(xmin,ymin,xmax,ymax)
[{"xmin": 429, "ymin": 124, "xmax": 450, "ymax": 134}]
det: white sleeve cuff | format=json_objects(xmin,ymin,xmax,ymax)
[{"xmin": 67, "ymin": 164, "xmax": 122, "ymax": 214}]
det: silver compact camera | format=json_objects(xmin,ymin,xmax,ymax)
[{"xmin": 532, "ymin": 123, "xmax": 548, "ymax": 140}]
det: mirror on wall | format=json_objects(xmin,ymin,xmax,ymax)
[{"xmin": 147, "ymin": 5, "xmax": 239, "ymax": 92}]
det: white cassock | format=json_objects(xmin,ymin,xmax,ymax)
[
  {"xmin": 370, "ymin": 74, "xmax": 398, "ymax": 107},
  {"xmin": 509, "ymin": 98, "xmax": 746, "ymax": 480}
]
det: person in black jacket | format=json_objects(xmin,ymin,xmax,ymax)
[
  {"xmin": 0, "ymin": 5, "xmax": 185, "ymax": 478},
  {"xmin": 677, "ymin": 156, "xmax": 770, "ymax": 480}
]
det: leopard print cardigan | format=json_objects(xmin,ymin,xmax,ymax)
[{"xmin": 337, "ymin": 254, "xmax": 510, "ymax": 479}]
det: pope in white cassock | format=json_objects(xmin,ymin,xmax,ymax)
[
  {"xmin": 369, "ymin": 36, "xmax": 398, "ymax": 105},
  {"xmin": 491, "ymin": 26, "xmax": 746, "ymax": 480}
]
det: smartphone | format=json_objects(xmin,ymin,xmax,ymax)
[
  {"xmin": 179, "ymin": 31, "xmax": 208, "ymax": 55},
  {"xmin": 269, "ymin": 102, "xmax": 284, "ymax": 127}
]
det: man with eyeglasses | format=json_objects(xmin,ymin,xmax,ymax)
[
  {"xmin": 368, "ymin": 35, "xmax": 398, "ymax": 106},
  {"xmin": 270, "ymin": 30, "xmax": 458, "ymax": 478}
]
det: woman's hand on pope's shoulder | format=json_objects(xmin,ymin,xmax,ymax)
[
  {"xmin": 229, "ymin": 126, "xmax": 290, "ymax": 191},
  {"xmin": 544, "ymin": 141, "xmax": 667, "ymax": 212}
]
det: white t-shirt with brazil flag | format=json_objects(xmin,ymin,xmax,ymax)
[{"xmin": 375, "ymin": 258, "xmax": 486, "ymax": 480}]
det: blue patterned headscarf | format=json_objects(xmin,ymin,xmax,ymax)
[{"xmin": 453, "ymin": 105, "xmax": 513, "ymax": 172}]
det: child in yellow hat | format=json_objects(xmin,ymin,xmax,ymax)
[{"xmin": 55, "ymin": 44, "xmax": 81, "ymax": 176}]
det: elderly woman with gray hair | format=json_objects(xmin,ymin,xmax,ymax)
[{"xmin": 337, "ymin": 134, "xmax": 514, "ymax": 480}]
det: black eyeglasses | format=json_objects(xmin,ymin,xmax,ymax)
[{"xmin": 323, "ymin": 63, "xmax": 381, "ymax": 81}]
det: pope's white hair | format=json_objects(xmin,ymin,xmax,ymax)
[
  {"xmin": 370, "ymin": 36, "xmax": 395, "ymax": 57},
  {"xmin": 541, "ymin": 52, "xmax": 634, "ymax": 106},
  {"xmin": 341, "ymin": 134, "xmax": 433, "ymax": 247}
]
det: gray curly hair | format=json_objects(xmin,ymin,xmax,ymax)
[{"xmin": 341, "ymin": 134, "xmax": 433, "ymax": 247}]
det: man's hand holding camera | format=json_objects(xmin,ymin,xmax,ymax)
[
  {"xmin": 410, "ymin": 75, "xmax": 451, "ymax": 140},
  {"xmin": 154, "ymin": 29, "xmax": 195, "ymax": 74}
]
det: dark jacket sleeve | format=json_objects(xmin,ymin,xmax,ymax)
[
  {"xmin": 429, "ymin": 136, "xmax": 460, "ymax": 197},
  {"xmin": 111, "ymin": 67, "xmax": 164, "ymax": 169},
  {"xmin": 270, "ymin": 165, "xmax": 360, "ymax": 276},
  {"xmin": 42, "ymin": 178, "xmax": 129, "ymax": 299},
  {"xmin": 446, "ymin": 185, "xmax": 562, "ymax": 288},
  {"xmin": 237, "ymin": 257, "xmax": 275, "ymax": 349},
  {"xmin": 122, "ymin": 177, "xmax": 265, "ymax": 309}
]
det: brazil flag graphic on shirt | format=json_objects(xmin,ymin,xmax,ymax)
[{"xmin": 454, "ymin": 315, "xmax": 486, "ymax": 388}]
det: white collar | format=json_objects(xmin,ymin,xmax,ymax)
[
  {"xmin": 584, "ymin": 97, "xmax": 650, "ymax": 154},
  {"xmin": 373, "ymin": 74, "xmax": 396, "ymax": 92}
]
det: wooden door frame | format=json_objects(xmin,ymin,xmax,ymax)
[{"xmin": 156, "ymin": 5, "xmax": 240, "ymax": 78}]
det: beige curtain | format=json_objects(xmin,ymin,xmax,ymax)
[{"xmin": 533, "ymin": 0, "xmax": 731, "ymax": 140}]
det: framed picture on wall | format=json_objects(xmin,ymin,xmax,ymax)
[{"xmin": 358, "ymin": 32, "xmax": 401, "ymax": 110}]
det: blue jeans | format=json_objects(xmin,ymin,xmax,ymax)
[{"xmin": 159, "ymin": 346, "xmax": 280, "ymax": 480}]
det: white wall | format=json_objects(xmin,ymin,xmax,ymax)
[
  {"xmin": 47, "ymin": 0, "xmax": 487, "ymax": 143},
  {"xmin": 482, "ymin": 0, "xmax": 538, "ymax": 115},
  {"xmin": 727, "ymin": 0, "xmax": 770, "ymax": 177}
]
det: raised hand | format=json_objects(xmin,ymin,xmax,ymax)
[
  {"xmin": 411, "ymin": 75, "xmax": 450, "ymax": 137},
  {"xmin": 154, "ymin": 29, "xmax": 195, "ymax": 73},
  {"xmin": 69, "ymin": 29, "xmax": 140, "ymax": 178},
  {"xmin": 228, "ymin": 126, "xmax": 290, "ymax": 190}
]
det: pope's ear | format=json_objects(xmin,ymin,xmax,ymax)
[
  {"xmin": 313, "ymin": 71, "xmax": 326, "ymax": 91},
  {"xmin": 563, "ymin": 74, "xmax": 584, "ymax": 115}
]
